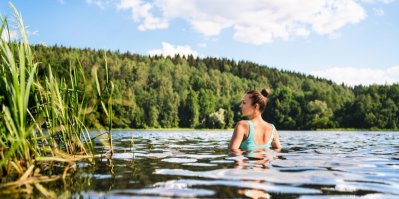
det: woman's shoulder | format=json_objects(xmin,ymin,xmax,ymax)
[
  {"xmin": 235, "ymin": 120, "xmax": 250, "ymax": 129},
  {"xmin": 262, "ymin": 121, "xmax": 276, "ymax": 131}
]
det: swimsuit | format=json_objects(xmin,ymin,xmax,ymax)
[{"xmin": 239, "ymin": 120, "xmax": 275, "ymax": 150}]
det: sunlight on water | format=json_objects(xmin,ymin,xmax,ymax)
[
  {"xmin": 74, "ymin": 130, "xmax": 399, "ymax": 198},
  {"xmin": 112, "ymin": 187, "xmax": 216, "ymax": 197},
  {"xmin": 162, "ymin": 158, "xmax": 197, "ymax": 163}
]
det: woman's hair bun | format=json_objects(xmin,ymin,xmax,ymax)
[{"xmin": 261, "ymin": 88, "xmax": 270, "ymax": 97}]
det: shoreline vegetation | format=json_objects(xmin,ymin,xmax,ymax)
[
  {"xmin": 0, "ymin": 4, "xmax": 114, "ymax": 197},
  {"xmin": 28, "ymin": 44, "xmax": 399, "ymax": 131},
  {"xmin": 29, "ymin": 42, "xmax": 399, "ymax": 131},
  {"xmin": 103, "ymin": 127, "xmax": 398, "ymax": 132}
]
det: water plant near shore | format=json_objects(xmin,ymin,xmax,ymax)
[
  {"xmin": 94, "ymin": 55, "xmax": 114, "ymax": 156},
  {"xmin": 0, "ymin": 3, "xmax": 41, "ymax": 179},
  {"xmin": 0, "ymin": 4, "xmax": 114, "ymax": 196}
]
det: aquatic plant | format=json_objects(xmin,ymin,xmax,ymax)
[
  {"xmin": 94, "ymin": 55, "xmax": 114, "ymax": 156},
  {"xmin": 0, "ymin": 3, "xmax": 114, "ymax": 196},
  {"xmin": 35, "ymin": 64, "xmax": 94, "ymax": 156},
  {"xmin": 0, "ymin": 3, "xmax": 40, "ymax": 178}
]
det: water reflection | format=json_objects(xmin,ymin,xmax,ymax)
[
  {"xmin": 231, "ymin": 149, "xmax": 276, "ymax": 199},
  {"xmin": 69, "ymin": 130, "xmax": 399, "ymax": 198}
]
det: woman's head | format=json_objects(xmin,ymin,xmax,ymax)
[{"xmin": 240, "ymin": 89, "xmax": 269, "ymax": 116}]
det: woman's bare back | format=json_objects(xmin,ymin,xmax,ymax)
[{"xmin": 252, "ymin": 121, "xmax": 273, "ymax": 145}]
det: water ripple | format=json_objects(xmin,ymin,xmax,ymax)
[
  {"xmin": 79, "ymin": 130, "xmax": 399, "ymax": 198},
  {"xmin": 155, "ymin": 179, "xmax": 321, "ymax": 194}
]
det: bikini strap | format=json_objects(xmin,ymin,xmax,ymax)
[
  {"xmin": 246, "ymin": 120, "xmax": 254, "ymax": 138},
  {"xmin": 268, "ymin": 124, "xmax": 275, "ymax": 145}
]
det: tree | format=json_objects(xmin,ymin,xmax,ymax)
[
  {"xmin": 198, "ymin": 89, "xmax": 216, "ymax": 126},
  {"xmin": 183, "ymin": 90, "xmax": 200, "ymax": 128},
  {"xmin": 30, "ymin": 44, "xmax": 399, "ymax": 130},
  {"xmin": 305, "ymin": 100, "xmax": 333, "ymax": 129},
  {"xmin": 208, "ymin": 108, "xmax": 226, "ymax": 129}
]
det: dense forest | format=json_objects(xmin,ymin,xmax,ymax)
[{"xmin": 4, "ymin": 44, "xmax": 398, "ymax": 130}]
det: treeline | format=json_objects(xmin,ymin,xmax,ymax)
[{"xmin": 22, "ymin": 45, "xmax": 399, "ymax": 130}]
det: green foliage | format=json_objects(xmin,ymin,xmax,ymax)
[
  {"xmin": 28, "ymin": 42, "xmax": 399, "ymax": 131},
  {"xmin": 342, "ymin": 84, "xmax": 399, "ymax": 129},
  {"xmin": 0, "ymin": 5, "xmax": 112, "ymax": 188},
  {"xmin": 35, "ymin": 65, "xmax": 93, "ymax": 155},
  {"xmin": 0, "ymin": 5, "xmax": 39, "ymax": 172},
  {"xmin": 208, "ymin": 108, "xmax": 226, "ymax": 129},
  {"xmin": 179, "ymin": 89, "xmax": 199, "ymax": 128},
  {"xmin": 305, "ymin": 100, "xmax": 334, "ymax": 129},
  {"xmin": 93, "ymin": 54, "xmax": 114, "ymax": 154},
  {"xmin": 267, "ymin": 87, "xmax": 302, "ymax": 129}
]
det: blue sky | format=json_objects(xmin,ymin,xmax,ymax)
[{"xmin": 1, "ymin": 0, "xmax": 399, "ymax": 86}]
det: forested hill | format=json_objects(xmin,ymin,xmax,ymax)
[{"xmin": 32, "ymin": 45, "xmax": 399, "ymax": 130}]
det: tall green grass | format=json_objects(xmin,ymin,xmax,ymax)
[
  {"xmin": 35, "ymin": 64, "xmax": 94, "ymax": 157},
  {"xmin": 0, "ymin": 3, "xmax": 114, "ymax": 195},
  {"xmin": 0, "ymin": 4, "xmax": 39, "ymax": 177},
  {"xmin": 94, "ymin": 55, "xmax": 114, "ymax": 156}
]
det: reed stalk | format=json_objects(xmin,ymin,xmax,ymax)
[
  {"xmin": 0, "ymin": 3, "xmax": 110, "ymax": 196},
  {"xmin": 0, "ymin": 3, "xmax": 39, "ymax": 176},
  {"xmin": 94, "ymin": 54, "xmax": 114, "ymax": 156},
  {"xmin": 35, "ymin": 64, "xmax": 94, "ymax": 156}
]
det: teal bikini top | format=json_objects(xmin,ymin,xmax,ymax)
[{"xmin": 239, "ymin": 120, "xmax": 275, "ymax": 150}]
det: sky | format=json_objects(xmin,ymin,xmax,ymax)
[{"xmin": 1, "ymin": 0, "xmax": 399, "ymax": 86}]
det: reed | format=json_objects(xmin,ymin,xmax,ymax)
[
  {"xmin": 35, "ymin": 64, "xmax": 94, "ymax": 156},
  {"xmin": 0, "ymin": 3, "xmax": 39, "ymax": 177},
  {"xmin": 94, "ymin": 54, "xmax": 114, "ymax": 156},
  {"xmin": 0, "ymin": 3, "xmax": 114, "ymax": 196}
]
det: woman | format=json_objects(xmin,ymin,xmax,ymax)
[{"xmin": 229, "ymin": 89, "xmax": 281, "ymax": 151}]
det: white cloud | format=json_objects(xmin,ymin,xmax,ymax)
[
  {"xmin": 361, "ymin": 0, "xmax": 395, "ymax": 3},
  {"xmin": 148, "ymin": 42, "xmax": 199, "ymax": 57},
  {"xmin": 373, "ymin": 8, "xmax": 384, "ymax": 16},
  {"xmin": 86, "ymin": 0, "xmax": 113, "ymax": 9},
  {"xmin": 117, "ymin": 0, "xmax": 168, "ymax": 30},
  {"xmin": 1, "ymin": 23, "xmax": 39, "ymax": 41},
  {"xmin": 311, "ymin": 66, "xmax": 399, "ymax": 86},
  {"xmin": 115, "ymin": 0, "xmax": 373, "ymax": 45},
  {"xmin": 386, "ymin": 65, "xmax": 399, "ymax": 75},
  {"xmin": 27, "ymin": 30, "xmax": 39, "ymax": 36},
  {"xmin": 197, "ymin": 42, "xmax": 207, "ymax": 48},
  {"xmin": 1, "ymin": 30, "xmax": 18, "ymax": 41}
]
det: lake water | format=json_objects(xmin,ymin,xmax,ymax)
[{"xmin": 70, "ymin": 130, "xmax": 399, "ymax": 198}]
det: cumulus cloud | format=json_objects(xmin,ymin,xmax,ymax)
[
  {"xmin": 373, "ymin": 8, "xmax": 384, "ymax": 16},
  {"xmin": 86, "ymin": 0, "xmax": 113, "ymax": 9},
  {"xmin": 361, "ymin": 0, "xmax": 395, "ymax": 3},
  {"xmin": 117, "ymin": 0, "xmax": 168, "ymax": 30},
  {"xmin": 27, "ymin": 30, "xmax": 39, "ymax": 36},
  {"xmin": 311, "ymin": 66, "xmax": 399, "ymax": 86},
  {"xmin": 1, "ymin": 30, "xmax": 18, "ymax": 41},
  {"xmin": 148, "ymin": 42, "xmax": 199, "ymax": 57},
  {"xmin": 115, "ymin": 0, "xmax": 374, "ymax": 45},
  {"xmin": 1, "ymin": 23, "xmax": 39, "ymax": 41}
]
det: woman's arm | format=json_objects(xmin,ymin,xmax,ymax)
[
  {"xmin": 271, "ymin": 129, "xmax": 282, "ymax": 152},
  {"xmin": 228, "ymin": 121, "xmax": 247, "ymax": 150}
]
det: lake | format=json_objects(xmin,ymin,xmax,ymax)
[{"xmin": 68, "ymin": 130, "xmax": 398, "ymax": 198}]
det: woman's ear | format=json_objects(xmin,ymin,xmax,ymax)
[{"xmin": 254, "ymin": 103, "xmax": 259, "ymax": 110}]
